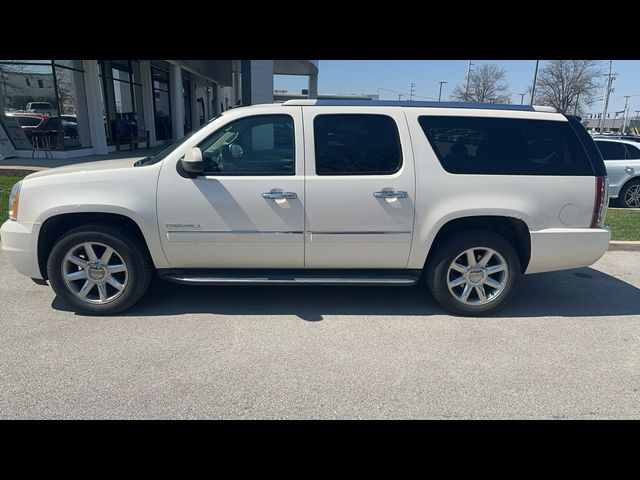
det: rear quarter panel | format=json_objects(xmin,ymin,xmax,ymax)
[{"xmin": 402, "ymin": 108, "xmax": 596, "ymax": 269}]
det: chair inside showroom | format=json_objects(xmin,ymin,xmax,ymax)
[{"xmin": 31, "ymin": 131, "xmax": 54, "ymax": 160}]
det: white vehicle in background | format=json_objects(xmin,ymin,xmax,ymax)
[
  {"xmin": 25, "ymin": 102, "xmax": 57, "ymax": 116},
  {"xmin": 1, "ymin": 100, "xmax": 611, "ymax": 316},
  {"xmin": 593, "ymin": 138, "xmax": 640, "ymax": 208}
]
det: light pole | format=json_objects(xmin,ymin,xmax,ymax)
[
  {"xmin": 438, "ymin": 81, "xmax": 448, "ymax": 102},
  {"xmin": 599, "ymin": 60, "xmax": 617, "ymax": 133},
  {"xmin": 621, "ymin": 95, "xmax": 630, "ymax": 134},
  {"xmin": 518, "ymin": 93, "xmax": 525, "ymax": 105},
  {"xmin": 530, "ymin": 60, "xmax": 539, "ymax": 105},
  {"xmin": 465, "ymin": 61, "xmax": 474, "ymax": 97}
]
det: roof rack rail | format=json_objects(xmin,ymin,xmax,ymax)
[
  {"xmin": 531, "ymin": 105, "xmax": 558, "ymax": 113},
  {"xmin": 282, "ymin": 99, "xmax": 557, "ymax": 113}
]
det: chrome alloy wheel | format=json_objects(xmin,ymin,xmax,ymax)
[
  {"xmin": 624, "ymin": 184, "xmax": 640, "ymax": 208},
  {"xmin": 446, "ymin": 247, "xmax": 509, "ymax": 306},
  {"xmin": 61, "ymin": 242, "xmax": 128, "ymax": 304}
]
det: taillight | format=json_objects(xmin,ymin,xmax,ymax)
[{"xmin": 590, "ymin": 176, "xmax": 608, "ymax": 228}]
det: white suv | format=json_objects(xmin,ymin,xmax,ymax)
[{"xmin": 1, "ymin": 100, "xmax": 611, "ymax": 316}]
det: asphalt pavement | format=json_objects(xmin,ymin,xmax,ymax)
[{"xmin": 1, "ymin": 250, "xmax": 639, "ymax": 419}]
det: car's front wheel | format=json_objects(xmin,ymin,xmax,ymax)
[
  {"xmin": 425, "ymin": 230, "xmax": 522, "ymax": 316},
  {"xmin": 47, "ymin": 223, "xmax": 153, "ymax": 315}
]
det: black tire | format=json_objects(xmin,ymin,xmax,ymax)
[
  {"xmin": 425, "ymin": 230, "xmax": 522, "ymax": 316},
  {"xmin": 47, "ymin": 223, "xmax": 153, "ymax": 315},
  {"xmin": 616, "ymin": 179, "xmax": 640, "ymax": 208}
]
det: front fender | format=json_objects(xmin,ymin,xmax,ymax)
[{"xmin": 34, "ymin": 205, "xmax": 169, "ymax": 270}]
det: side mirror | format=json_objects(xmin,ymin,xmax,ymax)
[{"xmin": 181, "ymin": 147, "xmax": 204, "ymax": 174}]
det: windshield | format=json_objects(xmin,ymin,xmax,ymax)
[
  {"xmin": 29, "ymin": 103, "xmax": 52, "ymax": 109},
  {"xmin": 135, "ymin": 114, "xmax": 222, "ymax": 166}
]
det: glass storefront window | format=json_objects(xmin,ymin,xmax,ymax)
[
  {"xmin": 154, "ymin": 90, "xmax": 171, "ymax": 141},
  {"xmin": 0, "ymin": 60, "xmax": 59, "ymax": 148},
  {"xmin": 0, "ymin": 60, "xmax": 89, "ymax": 150},
  {"xmin": 133, "ymin": 84, "xmax": 144, "ymax": 125},
  {"xmin": 54, "ymin": 65, "xmax": 89, "ymax": 148},
  {"xmin": 151, "ymin": 63, "xmax": 172, "ymax": 141},
  {"xmin": 99, "ymin": 60, "xmax": 145, "ymax": 146},
  {"xmin": 152, "ymin": 67, "xmax": 169, "ymax": 91},
  {"xmin": 114, "ymin": 80, "xmax": 133, "ymax": 113},
  {"xmin": 183, "ymin": 74, "xmax": 192, "ymax": 134},
  {"xmin": 0, "ymin": 63, "xmax": 56, "ymax": 112}
]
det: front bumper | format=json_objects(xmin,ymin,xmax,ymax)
[
  {"xmin": 525, "ymin": 227, "xmax": 611, "ymax": 274},
  {"xmin": 0, "ymin": 219, "xmax": 42, "ymax": 279}
]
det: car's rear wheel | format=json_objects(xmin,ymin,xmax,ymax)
[
  {"xmin": 47, "ymin": 223, "xmax": 153, "ymax": 315},
  {"xmin": 425, "ymin": 230, "xmax": 522, "ymax": 316},
  {"xmin": 618, "ymin": 179, "xmax": 640, "ymax": 208}
]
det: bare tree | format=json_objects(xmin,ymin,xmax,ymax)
[
  {"xmin": 451, "ymin": 63, "xmax": 511, "ymax": 103},
  {"xmin": 530, "ymin": 60, "xmax": 603, "ymax": 115},
  {"xmin": 54, "ymin": 68, "xmax": 75, "ymax": 114}
]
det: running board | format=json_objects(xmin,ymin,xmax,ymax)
[{"xmin": 158, "ymin": 268, "xmax": 422, "ymax": 286}]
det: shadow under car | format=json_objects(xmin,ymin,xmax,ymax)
[{"xmin": 50, "ymin": 266, "xmax": 640, "ymax": 321}]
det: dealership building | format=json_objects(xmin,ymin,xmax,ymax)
[
  {"xmin": 581, "ymin": 116, "xmax": 640, "ymax": 135},
  {"xmin": 0, "ymin": 60, "xmax": 318, "ymax": 157}
]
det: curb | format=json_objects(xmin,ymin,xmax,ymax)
[
  {"xmin": 609, "ymin": 241, "xmax": 640, "ymax": 252},
  {"xmin": 608, "ymin": 207, "xmax": 640, "ymax": 212}
]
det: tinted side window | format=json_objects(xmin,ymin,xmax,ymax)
[
  {"xmin": 314, "ymin": 114, "xmax": 402, "ymax": 175},
  {"xmin": 595, "ymin": 141, "xmax": 626, "ymax": 160},
  {"xmin": 197, "ymin": 114, "xmax": 294, "ymax": 176},
  {"xmin": 419, "ymin": 116, "xmax": 594, "ymax": 175},
  {"xmin": 625, "ymin": 143, "xmax": 640, "ymax": 159}
]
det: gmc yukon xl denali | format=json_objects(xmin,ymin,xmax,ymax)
[{"xmin": 1, "ymin": 100, "xmax": 611, "ymax": 316}]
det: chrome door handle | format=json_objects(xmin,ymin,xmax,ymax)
[
  {"xmin": 374, "ymin": 190, "xmax": 408, "ymax": 199},
  {"xmin": 262, "ymin": 191, "xmax": 297, "ymax": 200}
]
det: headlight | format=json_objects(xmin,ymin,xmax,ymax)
[{"xmin": 8, "ymin": 180, "xmax": 22, "ymax": 221}]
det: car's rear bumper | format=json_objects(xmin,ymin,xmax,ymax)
[
  {"xmin": 1, "ymin": 219, "xmax": 42, "ymax": 279},
  {"xmin": 525, "ymin": 227, "xmax": 611, "ymax": 274}
]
